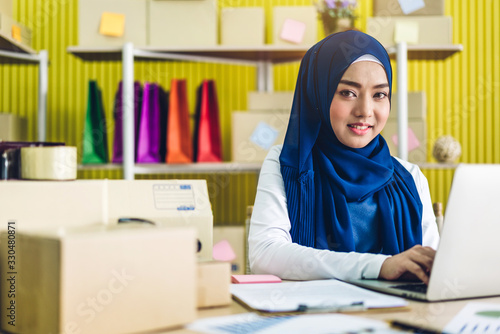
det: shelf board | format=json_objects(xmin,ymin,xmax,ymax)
[
  {"xmin": 417, "ymin": 162, "xmax": 459, "ymax": 169},
  {"xmin": 386, "ymin": 44, "xmax": 463, "ymax": 60},
  {"xmin": 78, "ymin": 162, "xmax": 262, "ymax": 174},
  {"xmin": 67, "ymin": 44, "xmax": 311, "ymax": 64},
  {"xmin": 0, "ymin": 31, "xmax": 39, "ymax": 64}
]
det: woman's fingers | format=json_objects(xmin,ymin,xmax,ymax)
[{"xmin": 379, "ymin": 245, "xmax": 437, "ymax": 284}]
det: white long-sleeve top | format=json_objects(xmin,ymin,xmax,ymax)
[{"xmin": 249, "ymin": 145, "xmax": 440, "ymax": 281}]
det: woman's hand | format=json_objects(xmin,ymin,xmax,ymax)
[{"xmin": 379, "ymin": 245, "xmax": 436, "ymax": 284}]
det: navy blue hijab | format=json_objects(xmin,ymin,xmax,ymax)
[{"xmin": 279, "ymin": 31, "xmax": 422, "ymax": 255}]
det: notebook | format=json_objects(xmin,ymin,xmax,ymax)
[{"xmin": 346, "ymin": 164, "xmax": 500, "ymax": 301}]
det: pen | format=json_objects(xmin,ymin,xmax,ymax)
[
  {"xmin": 389, "ymin": 320, "xmax": 447, "ymax": 334},
  {"xmin": 296, "ymin": 301, "xmax": 366, "ymax": 313}
]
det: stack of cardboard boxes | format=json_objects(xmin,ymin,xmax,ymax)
[
  {"xmin": 231, "ymin": 91, "xmax": 294, "ymax": 163},
  {"xmin": 367, "ymin": 0, "xmax": 451, "ymax": 47},
  {"xmin": 0, "ymin": 179, "xmax": 231, "ymax": 333},
  {"xmin": 79, "ymin": 2, "xmax": 318, "ymax": 47}
]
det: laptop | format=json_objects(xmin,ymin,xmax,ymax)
[{"xmin": 346, "ymin": 164, "xmax": 500, "ymax": 301}]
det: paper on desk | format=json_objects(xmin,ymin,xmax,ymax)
[
  {"xmin": 444, "ymin": 302, "xmax": 500, "ymax": 334},
  {"xmin": 186, "ymin": 312, "xmax": 407, "ymax": 334},
  {"xmin": 231, "ymin": 279, "xmax": 408, "ymax": 313}
]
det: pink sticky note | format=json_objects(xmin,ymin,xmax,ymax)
[
  {"xmin": 212, "ymin": 239, "xmax": 236, "ymax": 262},
  {"xmin": 231, "ymin": 274, "xmax": 282, "ymax": 284},
  {"xmin": 391, "ymin": 127, "xmax": 420, "ymax": 151},
  {"xmin": 280, "ymin": 18, "xmax": 306, "ymax": 44}
]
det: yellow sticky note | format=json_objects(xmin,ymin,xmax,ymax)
[
  {"xmin": 11, "ymin": 25, "xmax": 22, "ymax": 42},
  {"xmin": 394, "ymin": 21, "xmax": 419, "ymax": 44},
  {"xmin": 99, "ymin": 12, "xmax": 125, "ymax": 37}
]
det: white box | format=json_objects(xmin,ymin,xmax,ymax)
[
  {"xmin": 247, "ymin": 91, "xmax": 294, "ymax": 111},
  {"xmin": 232, "ymin": 111, "xmax": 290, "ymax": 163},
  {"xmin": 1, "ymin": 225, "xmax": 196, "ymax": 334},
  {"xmin": 272, "ymin": 6, "xmax": 317, "ymax": 46},
  {"xmin": 367, "ymin": 16, "xmax": 453, "ymax": 46},
  {"xmin": 78, "ymin": 0, "xmax": 147, "ymax": 47},
  {"xmin": 220, "ymin": 7, "xmax": 264, "ymax": 46},
  {"xmin": 149, "ymin": 0, "xmax": 217, "ymax": 47}
]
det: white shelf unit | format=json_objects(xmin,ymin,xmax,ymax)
[
  {"xmin": 0, "ymin": 33, "xmax": 48, "ymax": 141},
  {"xmin": 386, "ymin": 43, "xmax": 463, "ymax": 161},
  {"xmin": 68, "ymin": 43, "xmax": 463, "ymax": 180},
  {"xmin": 68, "ymin": 44, "xmax": 310, "ymax": 179}
]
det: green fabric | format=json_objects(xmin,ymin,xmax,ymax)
[{"xmin": 82, "ymin": 80, "xmax": 109, "ymax": 164}]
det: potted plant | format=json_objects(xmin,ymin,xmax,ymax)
[{"xmin": 315, "ymin": 0, "xmax": 358, "ymax": 35}]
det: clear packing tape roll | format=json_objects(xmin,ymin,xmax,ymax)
[{"xmin": 21, "ymin": 146, "xmax": 77, "ymax": 180}]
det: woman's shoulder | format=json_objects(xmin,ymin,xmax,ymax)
[{"xmin": 392, "ymin": 156, "xmax": 424, "ymax": 181}]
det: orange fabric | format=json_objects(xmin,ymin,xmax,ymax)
[{"xmin": 166, "ymin": 79, "xmax": 193, "ymax": 163}]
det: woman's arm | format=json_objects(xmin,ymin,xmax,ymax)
[{"xmin": 248, "ymin": 145, "xmax": 389, "ymax": 281}]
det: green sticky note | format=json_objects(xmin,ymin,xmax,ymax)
[{"xmin": 394, "ymin": 21, "xmax": 419, "ymax": 44}]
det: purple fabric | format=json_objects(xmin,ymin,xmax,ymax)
[
  {"xmin": 136, "ymin": 83, "xmax": 162, "ymax": 163},
  {"xmin": 112, "ymin": 81, "xmax": 142, "ymax": 163}
]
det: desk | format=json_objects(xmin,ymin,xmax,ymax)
[{"xmin": 164, "ymin": 295, "xmax": 500, "ymax": 333}]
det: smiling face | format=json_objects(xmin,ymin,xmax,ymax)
[{"xmin": 329, "ymin": 61, "xmax": 390, "ymax": 149}]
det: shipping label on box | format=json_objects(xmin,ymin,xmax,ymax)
[
  {"xmin": 373, "ymin": 0, "xmax": 445, "ymax": 16},
  {"xmin": 78, "ymin": 0, "xmax": 147, "ymax": 47},
  {"xmin": 382, "ymin": 119, "xmax": 427, "ymax": 163},
  {"xmin": 221, "ymin": 7, "xmax": 264, "ymax": 46},
  {"xmin": 149, "ymin": 0, "xmax": 217, "ymax": 47},
  {"xmin": 106, "ymin": 179, "xmax": 214, "ymax": 261},
  {"xmin": 272, "ymin": 6, "xmax": 317, "ymax": 46},
  {"xmin": 389, "ymin": 91, "xmax": 427, "ymax": 121},
  {"xmin": 232, "ymin": 111, "xmax": 290, "ymax": 163},
  {"xmin": 0, "ymin": 225, "xmax": 197, "ymax": 334},
  {"xmin": 367, "ymin": 16, "xmax": 452, "ymax": 47}
]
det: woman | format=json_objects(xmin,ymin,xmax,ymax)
[{"xmin": 248, "ymin": 31, "xmax": 439, "ymax": 284}]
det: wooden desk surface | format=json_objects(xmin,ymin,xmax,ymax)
[{"xmin": 163, "ymin": 295, "xmax": 500, "ymax": 333}]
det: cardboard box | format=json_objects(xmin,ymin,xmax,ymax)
[
  {"xmin": 0, "ymin": 0, "xmax": 12, "ymax": 15},
  {"xmin": 382, "ymin": 119, "xmax": 427, "ymax": 163},
  {"xmin": 247, "ymin": 91, "xmax": 294, "ymax": 111},
  {"xmin": 272, "ymin": 6, "xmax": 317, "ymax": 46},
  {"xmin": 0, "ymin": 179, "xmax": 214, "ymax": 259},
  {"xmin": 0, "ymin": 13, "xmax": 32, "ymax": 48},
  {"xmin": 0, "ymin": 113, "xmax": 28, "ymax": 141},
  {"xmin": 220, "ymin": 7, "xmax": 264, "ymax": 46},
  {"xmin": 0, "ymin": 180, "xmax": 107, "ymax": 232},
  {"xmin": 373, "ymin": 0, "xmax": 445, "ymax": 16},
  {"xmin": 1, "ymin": 224, "xmax": 197, "ymax": 334},
  {"xmin": 213, "ymin": 226, "xmax": 245, "ymax": 275},
  {"xmin": 197, "ymin": 261, "xmax": 231, "ymax": 308},
  {"xmin": 367, "ymin": 16, "xmax": 453, "ymax": 46},
  {"xmin": 78, "ymin": 0, "xmax": 147, "ymax": 47},
  {"xmin": 231, "ymin": 111, "xmax": 290, "ymax": 163},
  {"xmin": 149, "ymin": 0, "xmax": 217, "ymax": 47},
  {"xmin": 106, "ymin": 179, "xmax": 214, "ymax": 261},
  {"xmin": 389, "ymin": 91, "xmax": 426, "ymax": 121}
]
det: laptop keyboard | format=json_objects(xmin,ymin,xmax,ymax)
[{"xmin": 391, "ymin": 283, "xmax": 428, "ymax": 294}]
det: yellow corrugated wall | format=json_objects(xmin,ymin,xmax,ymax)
[{"xmin": 1, "ymin": 0, "xmax": 498, "ymax": 224}]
